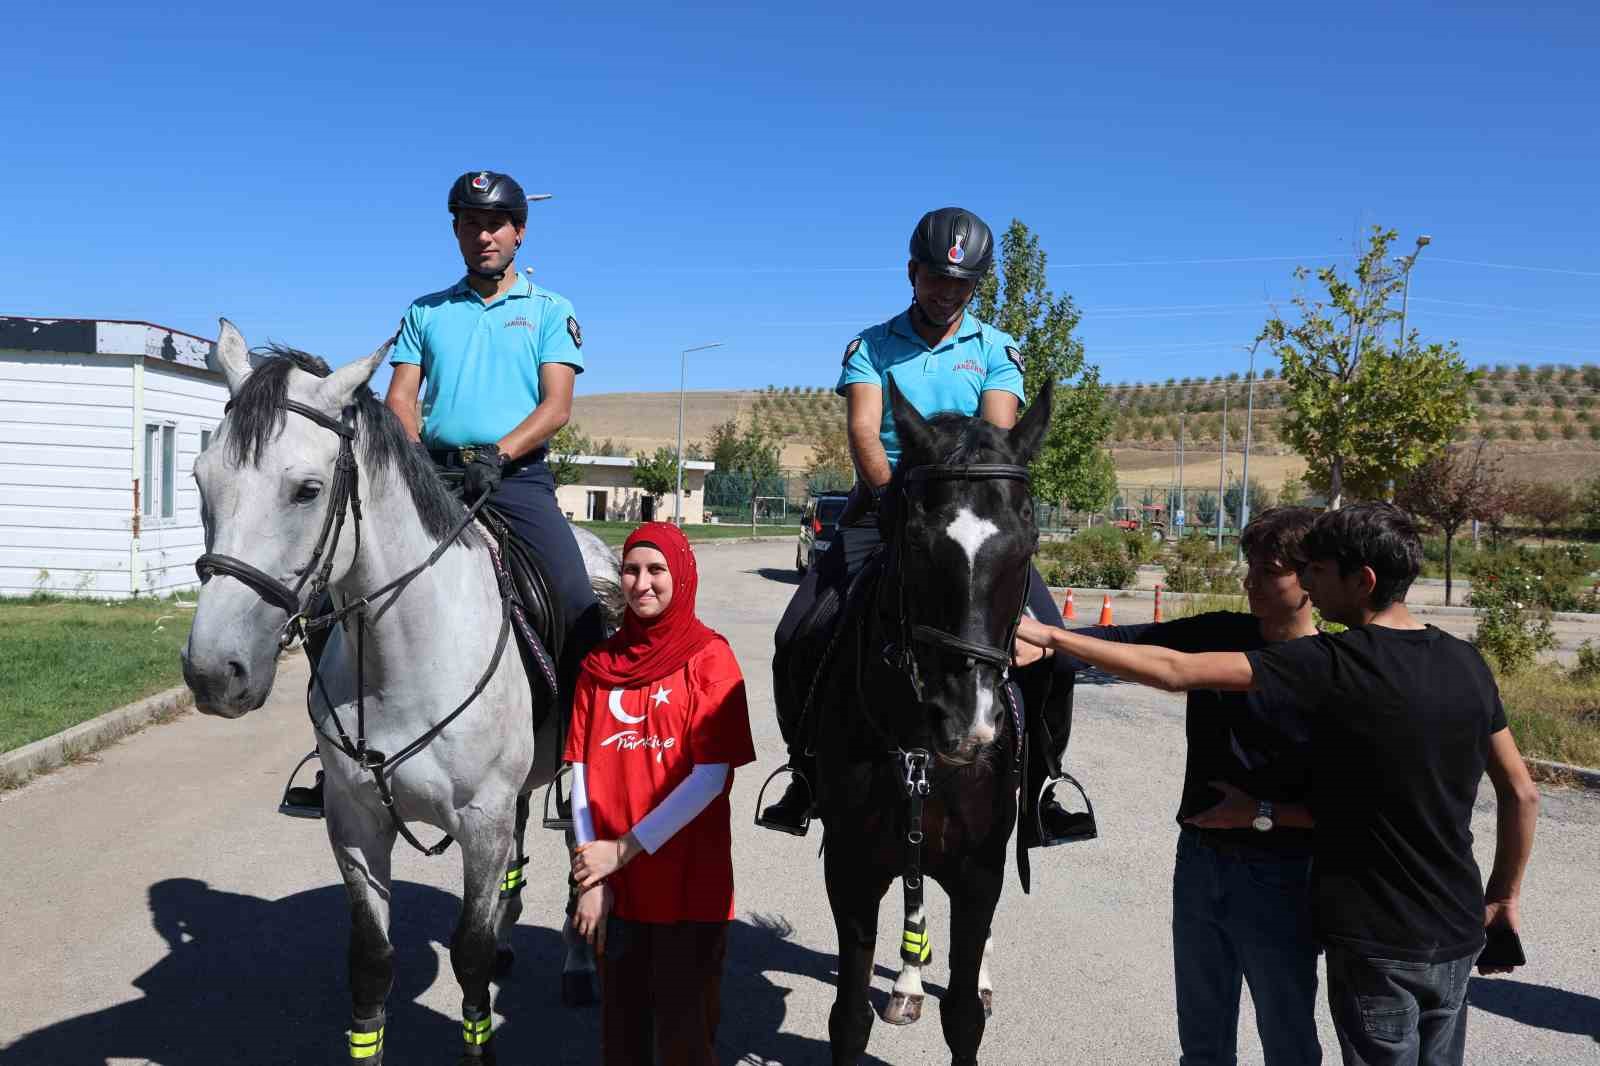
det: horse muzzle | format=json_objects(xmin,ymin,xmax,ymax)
[{"xmin": 181, "ymin": 637, "xmax": 278, "ymax": 718}]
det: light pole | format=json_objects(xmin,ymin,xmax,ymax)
[
  {"xmin": 675, "ymin": 342, "xmax": 723, "ymax": 523},
  {"xmin": 1394, "ymin": 234, "xmax": 1431, "ymax": 355},
  {"xmin": 1216, "ymin": 382, "xmax": 1228, "ymax": 549},
  {"xmin": 1239, "ymin": 339, "xmax": 1260, "ymax": 543}
]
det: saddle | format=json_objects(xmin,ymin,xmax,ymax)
[{"xmin": 475, "ymin": 504, "xmax": 565, "ymax": 732}]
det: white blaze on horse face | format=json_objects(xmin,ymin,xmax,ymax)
[
  {"xmin": 971, "ymin": 684, "xmax": 997, "ymax": 745},
  {"xmin": 944, "ymin": 508, "xmax": 1000, "ymax": 572}
]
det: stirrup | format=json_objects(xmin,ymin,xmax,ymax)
[
  {"xmin": 542, "ymin": 763, "xmax": 574, "ymax": 831},
  {"xmin": 277, "ymin": 749, "xmax": 324, "ymax": 820},
  {"xmin": 753, "ymin": 764, "xmax": 814, "ymax": 837},
  {"xmin": 1032, "ymin": 772, "xmax": 1098, "ymax": 847}
]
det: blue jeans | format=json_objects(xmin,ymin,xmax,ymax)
[
  {"xmin": 1325, "ymin": 946, "xmax": 1475, "ymax": 1066},
  {"xmin": 1173, "ymin": 828, "xmax": 1321, "ymax": 1066}
]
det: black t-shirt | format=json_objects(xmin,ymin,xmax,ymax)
[
  {"xmin": 1076, "ymin": 612, "xmax": 1315, "ymax": 858},
  {"xmin": 1246, "ymin": 625, "xmax": 1507, "ymax": 963}
]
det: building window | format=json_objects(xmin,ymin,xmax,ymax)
[
  {"xmin": 144, "ymin": 423, "xmax": 176, "ymax": 520},
  {"xmin": 200, "ymin": 428, "xmax": 214, "ymax": 452}
]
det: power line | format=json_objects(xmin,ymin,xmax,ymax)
[{"xmin": 1427, "ymin": 256, "xmax": 1600, "ymax": 279}]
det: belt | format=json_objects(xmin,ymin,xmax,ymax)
[
  {"xmin": 429, "ymin": 446, "xmax": 546, "ymax": 475},
  {"xmin": 1180, "ymin": 824, "xmax": 1310, "ymax": 862}
]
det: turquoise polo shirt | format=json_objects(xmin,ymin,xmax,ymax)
[
  {"xmin": 835, "ymin": 308, "xmax": 1025, "ymax": 467},
  {"xmin": 389, "ymin": 275, "xmax": 585, "ymax": 448}
]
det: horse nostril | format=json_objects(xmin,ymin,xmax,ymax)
[{"xmin": 227, "ymin": 659, "xmax": 248, "ymax": 685}]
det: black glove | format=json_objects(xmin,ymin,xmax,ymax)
[{"xmin": 463, "ymin": 448, "xmax": 506, "ymax": 501}]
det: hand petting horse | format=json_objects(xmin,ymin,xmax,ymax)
[{"xmin": 813, "ymin": 377, "xmax": 1052, "ymax": 1066}]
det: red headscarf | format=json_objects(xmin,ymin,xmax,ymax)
[{"xmin": 582, "ymin": 522, "xmax": 720, "ymax": 687}]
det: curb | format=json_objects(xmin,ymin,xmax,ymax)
[
  {"xmin": 0, "ymin": 685, "xmax": 194, "ymax": 792},
  {"xmin": 1525, "ymin": 757, "xmax": 1600, "ymax": 791}
]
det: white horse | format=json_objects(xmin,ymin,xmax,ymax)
[{"xmin": 182, "ymin": 321, "xmax": 613, "ymax": 1064}]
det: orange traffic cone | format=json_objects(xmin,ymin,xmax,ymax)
[
  {"xmin": 1097, "ymin": 594, "xmax": 1113, "ymax": 626},
  {"xmin": 1063, "ymin": 588, "xmax": 1077, "ymax": 620},
  {"xmin": 1153, "ymin": 584, "xmax": 1164, "ymax": 623}
]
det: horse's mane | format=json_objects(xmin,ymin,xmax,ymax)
[{"xmin": 227, "ymin": 345, "xmax": 467, "ymax": 542}]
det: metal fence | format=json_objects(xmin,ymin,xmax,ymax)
[{"xmin": 704, "ymin": 472, "xmax": 794, "ymax": 525}]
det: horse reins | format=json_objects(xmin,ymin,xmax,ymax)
[{"xmin": 195, "ymin": 398, "xmax": 529, "ymax": 856}]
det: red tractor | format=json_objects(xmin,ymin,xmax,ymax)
[{"xmin": 1112, "ymin": 503, "xmax": 1168, "ymax": 543}]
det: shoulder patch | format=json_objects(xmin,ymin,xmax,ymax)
[
  {"xmin": 842, "ymin": 337, "xmax": 862, "ymax": 365},
  {"xmin": 566, "ymin": 316, "xmax": 582, "ymax": 349},
  {"xmin": 1005, "ymin": 345, "xmax": 1024, "ymax": 374}
]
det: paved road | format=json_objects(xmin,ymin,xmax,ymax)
[{"xmin": 2, "ymin": 540, "xmax": 1597, "ymax": 1065}]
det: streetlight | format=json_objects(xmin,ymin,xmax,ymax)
[
  {"xmin": 1238, "ymin": 339, "xmax": 1261, "ymax": 547},
  {"xmin": 675, "ymin": 342, "xmax": 723, "ymax": 523},
  {"xmin": 1394, "ymin": 234, "xmax": 1431, "ymax": 354}
]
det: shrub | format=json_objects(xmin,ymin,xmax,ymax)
[
  {"xmin": 1163, "ymin": 537, "xmax": 1241, "ymax": 594},
  {"xmin": 1470, "ymin": 572, "xmax": 1557, "ymax": 674},
  {"xmin": 1037, "ymin": 526, "xmax": 1137, "ymax": 590},
  {"xmin": 1463, "ymin": 545, "xmax": 1593, "ymax": 612},
  {"xmin": 1573, "ymin": 641, "xmax": 1600, "ymax": 683}
]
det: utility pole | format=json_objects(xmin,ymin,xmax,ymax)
[
  {"xmin": 1177, "ymin": 412, "xmax": 1185, "ymax": 538},
  {"xmin": 1239, "ymin": 340, "xmax": 1260, "ymax": 545},
  {"xmin": 674, "ymin": 342, "xmax": 723, "ymax": 523},
  {"xmin": 1216, "ymin": 383, "xmax": 1228, "ymax": 549}
]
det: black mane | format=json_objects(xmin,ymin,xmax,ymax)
[
  {"xmin": 888, "ymin": 411, "xmax": 1017, "ymax": 498},
  {"xmin": 227, "ymin": 345, "xmax": 467, "ymax": 542}
]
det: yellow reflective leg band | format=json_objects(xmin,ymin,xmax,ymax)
[
  {"xmin": 348, "ymin": 1025, "xmax": 384, "ymax": 1060},
  {"xmin": 500, "ymin": 867, "xmax": 524, "ymax": 893},
  {"xmin": 901, "ymin": 929, "xmax": 931, "ymax": 963},
  {"xmin": 462, "ymin": 1014, "xmax": 492, "ymax": 1046}
]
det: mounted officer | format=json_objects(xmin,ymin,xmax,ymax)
[
  {"xmin": 761, "ymin": 206, "xmax": 1095, "ymax": 846},
  {"xmin": 280, "ymin": 169, "xmax": 606, "ymax": 816}
]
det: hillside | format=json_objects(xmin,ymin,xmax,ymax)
[{"xmin": 569, "ymin": 362, "xmax": 1600, "ymax": 491}]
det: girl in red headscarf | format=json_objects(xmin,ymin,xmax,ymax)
[{"xmin": 565, "ymin": 521, "xmax": 755, "ymax": 1066}]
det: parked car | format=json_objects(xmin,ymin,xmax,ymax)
[{"xmin": 797, "ymin": 493, "xmax": 850, "ymax": 574}]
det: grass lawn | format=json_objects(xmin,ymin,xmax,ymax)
[
  {"xmin": 574, "ymin": 520, "xmax": 799, "ymax": 548},
  {"xmin": 0, "ymin": 599, "xmax": 194, "ymax": 754}
]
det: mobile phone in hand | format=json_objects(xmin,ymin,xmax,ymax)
[{"xmin": 1478, "ymin": 925, "xmax": 1526, "ymax": 969}]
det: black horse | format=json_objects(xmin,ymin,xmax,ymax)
[{"xmin": 813, "ymin": 378, "xmax": 1052, "ymax": 1066}]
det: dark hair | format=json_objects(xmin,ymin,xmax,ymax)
[
  {"xmin": 1302, "ymin": 503, "xmax": 1423, "ymax": 610},
  {"xmin": 1239, "ymin": 506, "xmax": 1318, "ymax": 568}
]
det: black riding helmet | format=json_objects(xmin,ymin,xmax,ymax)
[
  {"xmin": 909, "ymin": 207, "xmax": 994, "ymax": 280},
  {"xmin": 448, "ymin": 170, "xmax": 528, "ymax": 226}
]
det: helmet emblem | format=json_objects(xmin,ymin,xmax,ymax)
[
  {"xmin": 948, "ymin": 233, "xmax": 967, "ymax": 264},
  {"xmin": 471, "ymin": 172, "xmax": 491, "ymax": 191}
]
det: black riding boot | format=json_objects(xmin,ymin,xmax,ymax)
[
  {"xmin": 757, "ymin": 752, "xmax": 816, "ymax": 836},
  {"xmin": 280, "ymin": 770, "xmax": 325, "ymax": 819},
  {"xmin": 1019, "ymin": 658, "xmax": 1097, "ymax": 848}
]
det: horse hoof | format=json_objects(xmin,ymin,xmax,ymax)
[
  {"xmin": 980, "ymin": 989, "xmax": 993, "ymax": 1018},
  {"xmin": 494, "ymin": 947, "xmax": 515, "ymax": 977},
  {"xmin": 561, "ymin": 971, "xmax": 597, "ymax": 1007},
  {"xmin": 882, "ymin": 992, "xmax": 923, "ymax": 1025}
]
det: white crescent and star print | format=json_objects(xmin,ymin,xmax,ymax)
[{"xmin": 601, "ymin": 685, "xmax": 677, "ymax": 762}]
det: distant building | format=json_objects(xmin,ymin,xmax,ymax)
[
  {"xmin": 1, "ymin": 316, "xmax": 226, "ymax": 598},
  {"xmin": 554, "ymin": 456, "xmax": 716, "ymax": 524}
]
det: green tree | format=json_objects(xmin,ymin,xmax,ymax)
[
  {"xmin": 1579, "ymin": 476, "xmax": 1600, "ymax": 535},
  {"xmin": 804, "ymin": 430, "xmax": 855, "ymax": 495},
  {"xmin": 973, "ymin": 219, "xmax": 1115, "ymax": 511},
  {"xmin": 700, "ymin": 417, "xmax": 744, "ymax": 471},
  {"xmin": 547, "ymin": 421, "xmax": 594, "ymax": 487},
  {"xmin": 631, "ymin": 446, "xmax": 679, "ymax": 500},
  {"xmin": 1261, "ymin": 227, "xmax": 1475, "ymax": 507}
]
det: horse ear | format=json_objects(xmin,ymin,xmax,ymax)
[
  {"xmin": 315, "ymin": 337, "xmax": 394, "ymax": 408},
  {"xmin": 1008, "ymin": 377, "xmax": 1053, "ymax": 463},
  {"xmin": 888, "ymin": 376, "xmax": 936, "ymax": 461},
  {"xmin": 210, "ymin": 318, "xmax": 252, "ymax": 393}
]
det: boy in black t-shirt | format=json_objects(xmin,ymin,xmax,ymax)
[
  {"xmin": 1018, "ymin": 504, "xmax": 1539, "ymax": 1066},
  {"xmin": 1051, "ymin": 507, "xmax": 1324, "ymax": 1064}
]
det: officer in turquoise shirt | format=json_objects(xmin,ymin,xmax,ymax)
[
  {"xmin": 761, "ymin": 207, "xmax": 1095, "ymax": 848},
  {"xmin": 281, "ymin": 170, "xmax": 603, "ymax": 817}
]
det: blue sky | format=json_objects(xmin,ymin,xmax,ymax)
[{"xmin": 4, "ymin": 1, "xmax": 1596, "ymax": 395}]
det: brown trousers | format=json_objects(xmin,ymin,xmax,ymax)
[{"xmin": 598, "ymin": 918, "xmax": 729, "ymax": 1066}]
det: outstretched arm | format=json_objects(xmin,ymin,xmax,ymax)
[{"xmin": 1015, "ymin": 616, "xmax": 1255, "ymax": 693}]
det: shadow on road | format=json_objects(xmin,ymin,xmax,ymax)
[
  {"xmin": 1468, "ymin": 977, "xmax": 1600, "ymax": 1043},
  {"xmin": 0, "ymin": 881, "xmax": 873, "ymax": 1065},
  {"xmin": 749, "ymin": 567, "xmax": 804, "ymax": 586}
]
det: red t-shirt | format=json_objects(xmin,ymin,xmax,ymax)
[{"xmin": 564, "ymin": 638, "xmax": 756, "ymax": 924}]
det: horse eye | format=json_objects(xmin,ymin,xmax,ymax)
[{"xmin": 294, "ymin": 481, "xmax": 323, "ymax": 503}]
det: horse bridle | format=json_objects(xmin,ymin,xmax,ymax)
[
  {"xmin": 884, "ymin": 462, "xmax": 1036, "ymax": 708},
  {"xmin": 193, "ymin": 397, "xmax": 522, "ymax": 856}
]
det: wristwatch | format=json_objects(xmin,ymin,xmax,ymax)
[{"xmin": 1252, "ymin": 800, "xmax": 1276, "ymax": 833}]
